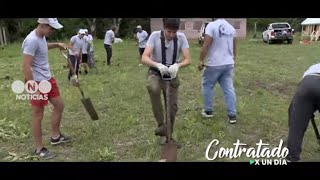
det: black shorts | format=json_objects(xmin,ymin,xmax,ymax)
[
  {"xmin": 139, "ymin": 48, "xmax": 145, "ymax": 56},
  {"xmin": 82, "ymin": 54, "xmax": 88, "ymax": 63}
]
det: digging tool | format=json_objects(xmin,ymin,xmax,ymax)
[
  {"xmin": 159, "ymin": 74, "xmax": 178, "ymax": 162},
  {"xmin": 60, "ymin": 48, "xmax": 99, "ymax": 121}
]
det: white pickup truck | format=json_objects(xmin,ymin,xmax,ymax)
[{"xmin": 262, "ymin": 22, "xmax": 294, "ymax": 44}]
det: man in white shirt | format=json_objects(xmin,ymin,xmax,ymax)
[
  {"xmin": 84, "ymin": 29, "xmax": 95, "ymax": 68},
  {"xmin": 68, "ymin": 29, "xmax": 85, "ymax": 80},
  {"xmin": 135, "ymin": 25, "xmax": 148, "ymax": 66},
  {"xmin": 103, "ymin": 25, "xmax": 116, "ymax": 66},
  {"xmin": 198, "ymin": 18, "xmax": 237, "ymax": 124}
]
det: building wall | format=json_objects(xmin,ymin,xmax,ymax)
[{"xmin": 150, "ymin": 18, "xmax": 247, "ymax": 39}]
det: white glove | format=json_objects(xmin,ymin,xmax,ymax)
[
  {"xmin": 156, "ymin": 63, "xmax": 169, "ymax": 77},
  {"xmin": 168, "ymin": 63, "xmax": 179, "ymax": 79}
]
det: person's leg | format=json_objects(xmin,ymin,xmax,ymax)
[
  {"xmin": 202, "ymin": 66, "xmax": 221, "ymax": 117},
  {"xmin": 146, "ymin": 73, "xmax": 166, "ymax": 136},
  {"xmin": 47, "ymin": 78, "xmax": 70, "ymax": 145},
  {"xmin": 138, "ymin": 48, "xmax": 144, "ymax": 66},
  {"xmin": 30, "ymin": 94, "xmax": 54, "ymax": 159},
  {"xmin": 91, "ymin": 51, "xmax": 96, "ymax": 68},
  {"xmin": 31, "ymin": 105, "xmax": 45, "ymax": 152},
  {"xmin": 162, "ymin": 77, "xmax": 179, "ymax": 135},
  {"xmin": 68, "ymin": 55, "xmax": 76, "ymax": 81},
  {"xmin": 106, "ymin": 45, "xmax": 112, "ymax": 65},
  {"xmin": 287, "ymin": 76, "xmax": 317, "ymax": 162},
  {"xmin": 82, "ymin": 54, "xmax": 89, "ymax": 74},
  {"xmin": 218, "ymin": 64, "xmax": 237, "ymax": 123}
]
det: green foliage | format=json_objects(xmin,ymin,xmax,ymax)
[{"xmin": 1, "ymin": 18, "xmax": 151, "ymax": 42}]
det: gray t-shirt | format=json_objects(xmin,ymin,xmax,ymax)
[
  {"xmin": 69, "ymin": 35, "xmax": 84, "ymax": 55},
  {"xmin": 146, "ymin": 31, "xmax": 189, "ymax": 65},
  {"xmin": 22, "ymin": 30, "xmax": 51, "ymax": 81},
  {"xmin": 104, "ymin": 30, "xmax": 115, "ymax": 45},
  {"xmin": 205, "ymin": 19, "xmax": 236, "ymax": 66},
  {"xmin": 136, "ymin": 30, "xmax": 148, "ymax": 48}
]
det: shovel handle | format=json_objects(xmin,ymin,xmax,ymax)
[
  {"xmin": 165, "ymin": 81, "xmax": 172, "ymax": 142},
  {"xmin": 78, "ymin": 86, "xmax": 86, "ymax": 99}
]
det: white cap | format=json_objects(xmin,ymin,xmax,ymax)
[
  {"xmin": 137, "ymin": 25, "xmax": 142, "ymax": 29},
  {"xmin": 37, "ymin": 18, "xmax": 63, "ymax": 29},
  {"xmin": 84, "ymin": 29, "xmax": 88, "ymax": 33},
  {"xmin": 78, "ymin": 29, "xmax": 85, "ymax": 34}
]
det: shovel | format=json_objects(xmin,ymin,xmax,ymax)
[
  {"xmin": 60, "ymin": 49, "xmax": 99, "ymax": 121},
  {"xmin": 159, "ymin": 74, "xmax": 178, "ymax": 162},
  {"xmin": 310, "ymin": 114, "xmax": 320, "ymax": 145}
]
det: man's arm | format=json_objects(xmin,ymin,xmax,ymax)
[
  {"xmin": 68, "ymin": 41, "xmax": 77, "ymax": 54},
  {"xmin": 22, "ymin": 54, "xmax": 33, "ymax": 82},
  {"xmin": 112, "ymin": 32, "xmax": 115, "ymax": 43},
  {"xmin": 48, "ymin": 42, "xmax": 67, "ymax": 50},
  {"xmin": 179, "ymin": 48, "xmax": 191, "ymax": 68},
  {"xmin": 141, "ymin": 46, "xmax": 158, "ymax": 68},
  {"xmin": 199, "ymin": 35, "xmax": 212, "ymax": 63},
  {"xmin": 233, "ymin": 37, "xmax": 236, "ymax": 62},
  {"xmin": 198, "ymin": 35, "xmax": 213, "ymax": 71}
]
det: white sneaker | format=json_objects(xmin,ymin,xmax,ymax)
[{"xmin": 201, "ymin": 110, "xmax": 214, "ymax": 118}]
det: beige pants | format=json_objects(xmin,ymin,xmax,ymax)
[{"xmin": 146, "ymin": 71, "xmax": 180, "ymax": 133}]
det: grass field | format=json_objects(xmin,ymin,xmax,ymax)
[{"xmin": 1, "ymin": 34, "xmax": 320, "ymax": 162}]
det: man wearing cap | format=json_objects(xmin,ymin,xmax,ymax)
[
  {"xmin": 80, "ymin": 29, "xmax": 89, "ymax": 75},
  {"xmin": 68, "ymin": 29, "xmax": 85, "ymax": 80},
  {"xmin": 21, "ymin": 18, "xmax": 71, "ymax": 159},
  {"xmin": 84, "ymin": 29, "xmax": 95, "ymax": 68},
  {"xmin": 135, "ymin": 25, "xmax": 148, "ymax": 66},
  {"xmin": 103, "ymin": 25, "xmax": 116, "ymax": 66}
]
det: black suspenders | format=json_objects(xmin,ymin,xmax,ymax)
[{"xmin": 160, "ymin": 30, "xmax": 178, "ymax": 65}]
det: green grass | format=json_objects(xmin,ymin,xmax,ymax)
[{"xmin": 1, "ymin": 35, "xmax": 320, "ymax": 162}]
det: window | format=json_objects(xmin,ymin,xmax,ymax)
[{"xmin": 272, "ymin": 24, "xmax": 290, "ymax": 29}]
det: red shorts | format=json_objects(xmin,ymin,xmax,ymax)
[{"xmin": 30, "ymin": 77, "xmax": 60, "ymax": 107}]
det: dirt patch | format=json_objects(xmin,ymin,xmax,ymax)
[{"xmin": 247, "ymin": 80, "xmax": 296, "ymax": 96}]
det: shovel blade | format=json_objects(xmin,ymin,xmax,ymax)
[
  {"xmin": 81, "ymin": 98, "xmax": 99, "ymax": 120},
  {"xmin": 159, "ymin": 143, "xmax": 177, "ymax": 162}
]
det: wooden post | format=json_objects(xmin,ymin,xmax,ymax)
[
  {"xmin": 2, "ymin": 26, "xmax": 7, "ymax": 46},
  {"xmin": 0, "ymin": 26, "xmax": 4, "ymax": 49}
]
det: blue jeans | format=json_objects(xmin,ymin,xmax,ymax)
[{"xmin": 202, "ymin": 64, "xmax": 236, "ymax": 116}]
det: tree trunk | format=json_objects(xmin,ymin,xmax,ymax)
[
  {"xmin": 86, "ymin": 18, "xmax": 96, "ymax": 37},
  {"xmin": 112, "ymin": 18, "xmax": 122, "ymax": 37}
]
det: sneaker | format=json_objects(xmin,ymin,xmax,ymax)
[
  {"xmin": 51, "ymin": 134, "xmax": 71, "ymax": 145},
  {"xmin": 155, "ymin": 125, "xmax": 167, "ymax": 137},
  {"xmin": 34, "ymin": 147, "xmax": 55, "ymax": 159},
  {"xmin": 138, "ymin": 64, "xmax": 143, "ymax": 66},
  {"xmin": 201, "ymin": 110, "xmax": 214, "ymax": 118},
  {"xmin": 228, "ymin": 115, "xmax": 237, "ymax": 124}
]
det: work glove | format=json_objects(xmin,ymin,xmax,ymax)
[
  {"xmin": 156, "ymin": 63, "xmax": 169, "ymax": 77},
  {"xmin": 168, "ymin": 63, "xmax": 179, "ymax": 79},
  {"xmin": 70, "ymin": 74, "xmax": 80, "ymax": 87}
]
